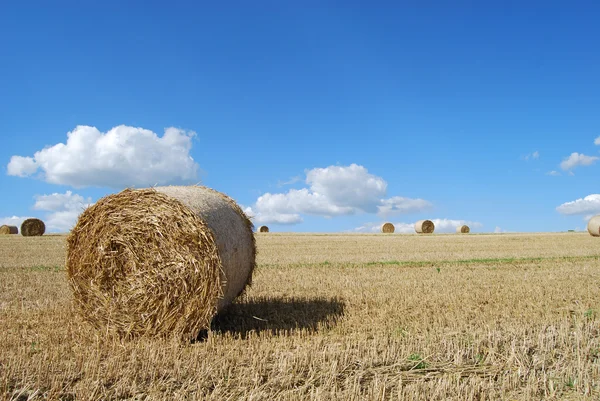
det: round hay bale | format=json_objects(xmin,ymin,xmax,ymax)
[
  {"xmin": 21, "ymin": 218, "xmax": 45, "ymax": 236},
  {"xmin": 456, "ymin": 225, "xmax": 470, "ymax": 234},
  {"xmin": 258, "ymin": 225, "xmax": 269, "ymax": 233},
  {"xmin": 66, "ymin": 185, "xmax": 256, "ymax": 340},
  {"xmin": 381, "ymin": 222, "xmax": 395, "ymax": 233},
  {"xmin": 0, "ymin": 225, "xmax": 18, "ymax": 235},
  {"xmin": 415, "ymin": 219, "xmax": 435, "ymax": 234},
  {"xmin": 587, "ymin": 215, "xmax": 600, "ymax": 237}
]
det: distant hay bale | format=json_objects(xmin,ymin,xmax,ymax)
[
  {"xmin": 456, "ymin": 225, "xmax": 470, "ymax": 234},
  {"xmin": 587, "ymin": 215, "xmax": 600, "ymax": 237},
  {"xmin": 415, "ymin": 219, "xmax": 435, "ymax": 234},
  {"xmin": 66, "ymin": 185, "xmax": 256, "ymax": 340},
  {"xmin": 0, "ymin": 225, "xmax": 18, "ymax": 235},
  {"xmin": 258, "ymin": 225, "xmax": 269, "ymax": 233},
  {"xmin": 20, "ymin": 218, "xmax": 45, "ymax": 236},
  {"xmin": 381, "ymin": 222, "xmax": 395, "ymax": 233}
]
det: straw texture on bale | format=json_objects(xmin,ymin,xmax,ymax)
[
  {"xmin": 381, "ymin": 222, "xmax": 395, "ymax": 233},
  {"xmin": 66, "ymin": 185, "xmax": 256, "ymax": 340},
  {"xmin": 587, "ymin": 215, "xmax": 600, "ymax": 237},
  {"xmin": 456, "ymin": 225, "xmax": 470, "ymax": 234},
  {"xmin": 415, "ymin": 219, "xmax": 435, "ymax": 234},
  {"xmin": 258, "ymin": 225, "xmax": 269, "ymax": 233},
  {"xmin": 20, "ymin": 218, "xmax": 45, "ymax": 236},
  {"xmin": 0, "ymin": 225, "xmax": 18, "ymax": 235}
]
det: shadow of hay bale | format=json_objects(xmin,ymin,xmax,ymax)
[{"xmin": 197, "ymin": 296, "xmax": 345, "ymax": 341}]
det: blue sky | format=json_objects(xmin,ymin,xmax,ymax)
[{"xmin": 1, "ymin": 2, "xmax": 600, "ymax": 233}]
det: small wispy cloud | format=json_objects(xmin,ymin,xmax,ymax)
[
  {"xmin": 277, "ymin": 175, "xmax": 302, "ymax": 187},
  {"xmin": 522, "ymin": 151, "xmax": 540, "ymax": 161},
  {"xmin": 560, "ymin": 152, "xmax": 599, "ymax": 171},
  {"xmin": 546, "ymin": 170, "xmax": 561, "ymax": 176}
]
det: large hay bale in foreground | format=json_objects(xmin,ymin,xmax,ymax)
[
  {"xmin": 66, "ymin": 186, "xmax": 256, "ymax": 340},
  {"xmin": 587, "ymin": 215, "xmax": 600, "ymax": 237},
  {"xmin": 21, "ymin": 218, "xmax": 45, "ymax": 236},
  {"xmin": 415, "ymin": 219, "xmax": 435, "ymax": 234},
  {"xmin": 0, "ymin": 225, "xmax": 18, "ymax": 235},
  {"xmin": 381, "ymin": 222, "xmax": 395, "ymax": 233},
  {"xmin": 258, "ymin": 225, "xmax": 269, "ymax": 233},
  {"xmin": 456, "ymin": 225, "xmax": 470, "ymax": 234}
]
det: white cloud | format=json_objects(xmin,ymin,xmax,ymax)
[
  {"xmin": 243, "ymin": 206, "xmax": 302, "ymax": 225},
  {"xmin": 7, "ymin": 156, "xmax": 38, "ymax": 177},
  {"xmin": 559, "ymin": 152, "xmax": 599, "ymax": 171},
  {"xmin": 352, "ymin": 219, "xmax": 482, "ymax": 234},
  {"xmin": 556, "ymin": 194, "xmax": 600, "ymax": 216},
  {"xmin": 245, "ymin": 164, "xmax": 432, "ymax": 225},
  {"xmin": 429, "ymin": 218, "xmax": 483, "ymax": 233},
  {"xmin": 255, "ymin": 189, "xmax": 356, "ymax": 217},
  {"xmin": 33, "ymin": 191, "xmax": 93, "ymax": 232},
  {"xmin": 0, "ymin": 216, "xmax": 32, "ymax": 229},
  {"xmin": 546, "ymin": 170, "xmax": 561, "ymax": 176},
  {"xmin": 0, "ymin": 192, "xmax": 93, "ymax": 233},
  {"xmin": 44, "ymin": 210, "xmax": 85, "ymax": 232},
  {"xmin": 7, "ymin": 125, "xmax": 198, "ymax": 188},
  {"xmin": 377, "ymin": 196, "xmax": 433, "ymax": 217},
  {"xmin": 33, "ymin": 191, "xmax": 92, "ymax": 212},
  {"xmin": 595, "ymin": 136, "xmax": 600, "ymax": 145},
  {"xmin": 306, "ymin": 164, "xmax": 388, "ymax": 213},
  {"xmin": 494, "ymin": 226, "xmax": 504, "ymax": 233}
]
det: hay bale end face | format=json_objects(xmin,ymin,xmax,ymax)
[
  {"xmin": 21, "ymin": 218, "xmax": 45, "ymax": 236},
  {"xmin": 456, "ymin": 225, "xmax": 470, "ymax": 234},
  {"xmin": 415, "ymin": 219, "xmax": 435, "ymax": 234},
  {"xmin": 258, "ymin": 225, "xmax": 269, "ymax": 233},
  {"xmin": 381, "ymin": 222, "xmax": 395, "ymax": 233},
  {"xmin": 587, "ymin": 215, "xmax": 600, "ymax": 237},
  {"xmin": 0, "ymin": 225, "xmax": 18, "ymax": 235},
  {"xmin": 66, "ymin": 186, "xmax": 256, "ymax": 340}
]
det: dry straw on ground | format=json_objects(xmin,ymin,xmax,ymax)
[
  {"xmin": 587, "ymin": 215, "xmax": 600, "ymax": 237},
  {"xmin": 456, "ymin": 225, "xmax": 470, "ymax": 234},
  {"xmin": 20, "ymin": 218, "xmax": 45, "ymax": 236},
  {"xmin": 3, "ymin": 232, "xmax": 600, "ymax": 400},
  {"xmin": 258, "ymin": 225, "xmax": 269, "ymax": 233},
  {"xmin": 381, "ymin": 222, "xmax": 395, "ymax": 233},
  {"xmin": 0, "ymin": 225, "xmax": 18, "ymax": 235},
  {"xmin": 66, "ymin": 185, "xmax": 256, "ymax": 340},
  {"xmin": 415, "ymin": 219, "xmax": 435, "ymax": 234}
]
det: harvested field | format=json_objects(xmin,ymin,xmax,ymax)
[{"xmin": 1, "ymin": 232, "xmax": 599, "ymax": 400}]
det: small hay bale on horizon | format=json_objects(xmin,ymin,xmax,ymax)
[
  {"xmin": 587, "ymin": 215, "xmax": 600, "ymax": 237},
  {"xmin": 381, "ymin": 222, "xmax": 395, "ymax": 233},
  {"xmin": 21, "ymin": 218, "xmax": 45, "ymax": 236},
  {"xmin": 66, "ymin": 185, "xmax": 256, "ymax": 340},
  {"xmin": 258, "ymin": 225, "xmax": 269, "ymax": 233},
  {"xmin": 0, "ymin": 225, "xmax": 18, "ymax": 235},
  {"xmin": 415, "ymin": 219, "xmax": 435, "ymax": 234},
  {"xmin": 456, "ymin": 225, "xmax": 470, "ymax": 234}
]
